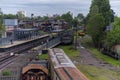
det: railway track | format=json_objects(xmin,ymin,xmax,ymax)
[
  {"xmin": 0, "ymin": 55, "xmax": 17, "ymax": 70},
  {"xmin": 0, "ymin": 43, "xmax": 34, "ymax": 70},
  {"xmin": 0, "ymin": 41, "xmax": 41, "ymax": 70},
  {"xmin": 0, "ymin": 34, "xmax": 49, "ymax": 71}
]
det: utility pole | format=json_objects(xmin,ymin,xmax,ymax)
[
  {"xmin": 75, "ymin": 26, "xmax": 77, "ymax": 49},
  {"xmin": 73, "ymin": 19, "xmax": 78, "ymax": 49}
]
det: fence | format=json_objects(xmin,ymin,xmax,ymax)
[
  {"xmin": 0, "ymin": 36, "xmax": 14, "ymax": 46},
  {"xmin": 0, "ymin": 76, "xmax": 17, "ymax": 80},
  {"xmin": 47, "ymin": 37, "xmax": 61, "ymax": 48}
]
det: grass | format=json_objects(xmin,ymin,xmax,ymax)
[
  {"xmin": 80, "ymin": 36, "xmax": 120, "ymax": 67},
  {"xmin": 57, "ymin": 44, "xmax": 120, "ymax": 80},
  {"xmin": 76, "ymin": 64, "xmax": 120, "ymax": 80},
  {"xmin": 58, "ymin": 45, "xmax": 80, "ymax": 59},
  {"xmin": 39, "ymin": 54, "xmax": 48, "ymax": 60},
  {"xmin": 2, "ymin": 70, "xmax": 11, "ymax": 76},
  {"xmin": 90, "ymin": 48, "xmax": 120, "ymax": 67},
  {"xmin": 57, "ymin": 43, "xmax": 120, "ymax": 80},
  {"xmin": 56, "ymin": 36, "xmax": 120, "ymax": 80}
]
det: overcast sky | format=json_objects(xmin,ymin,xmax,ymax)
[{"xmin": 0, "ymin": 0, "xmax": 120, "ymax": 17}]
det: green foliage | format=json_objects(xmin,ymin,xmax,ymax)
[
  {"xmin": 90, "ymin": 0, "xmax": 111, "ymax": 26},
  {"xmin": 76, "ymin": 64, "xmax": 120, "ymax": 80},
  {"xmin": 90, "ymin": 5, "xmax": 99, "ymax": 16},
  {"xmin": 42, "ymin": 16, "xmax": 49, "ymax": 21},
  {"xmin": 77, "ymin": 13, "xmax": 84, "ymax": 20},
  {"xmin": 80, "ymin": 36, "xmax": 120, "ymax": 67},
  {"xmin": 106, "ymin": 17, "xmax": 120, "ymax": 47},
  {"xmin": 90, "ymin": 48, "xmax": 120, "ymax": 67},
  {"xmin": 79, "ymin": 36, "xmax": 120, "ymax": 80},
  {"xmin": 113, "ymin": 17, "xmax": 120, "ymax": 27},
  {"xmin": 87, "ymin": 0, "xmax": 112, "ymax": 47},
  {"xmin": 76, "ymin": 13, "xmax": 85, "ymax": 26},
  {"xmin": 17, "ymin": 13, "xmax": 25, "ymax": 19},
  {"xmin": 39, "ymin": 54, "xmax": 48, "ymax": 60},
  {"xmin": 61, "ymin": 12, "xmax": 73, "ymax": 26},
  {"xmin": 3, "ymin": 14, "xmax": 17, "ymax": 19},
  {"xmin": 72, "ymin": 18, "xmax": 78, "ymax": 27},
  {"xmin": 58, "ymin": 45, "xmax": 79, "ymax": 59},
  {"xmin": 0, "ymin": 22, "xmax": 5, "ymax": 37},
  {"xmin": 87, "ymin": 14, "xmax": 105, "ymax": 47},
  {"xmin": 2, "ymin": 70, "xmax": 11, "ymax": 76}
]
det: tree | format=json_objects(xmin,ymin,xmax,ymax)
[
  {"xmin": 89, "ymin": 0, "xmax": 111, "ymax": 27},
  {"xmin": 42, "ymin": 16, "xmax": 49, "ymax": 20},
  {"xmin": 76, "ymin": 13, "xmax": 85, "ymax": 26},
  {"xmin": 87, "ymin": 14, "xmax": 105, "ymax": 47},
  {"xmin": 72, "ymin": 18, "xmax": 78, "ymax": 27},
  {"xmin": 3, "ymin": 14, "xmax": 17, "ymax": 19},
  {"xmin": 110, "ymin": 9, "xmax": 115, "ymax": 23},
  {"xmin": 61, "ymin": 12, "xmax": 73, "ymax": 26},
  {"xmin": 86, "ymin": 0, "xmax": 112, "ymax": 48},
  {"xmin": 77, "ymin": 13, "xmax": 84, "ymax": 22},
  {"xmin": 0, "ymin": 22, "xmax": 5, "ymax": 38},
  {"xmin": 17, "ymin": 13, "xmax": 25, "ymax": 19},
  {"xmin": 106, "ymin": 17, "xmax": 120, "ymax": 47}
]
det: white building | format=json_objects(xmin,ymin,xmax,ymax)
[
  {"xmin": 3, "ymin": 19, "xmax": 18, "ymax": 37},
  {"xmin": 17, "ymin": 11, "xmax": 26, "ymax": 18}
]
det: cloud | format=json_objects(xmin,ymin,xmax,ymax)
[
  {"xmin": 0, "ymin": 0, "xmax": 120, "ymax": 17},
  {"xmin": 0, "ymin": 0, "xmax": 91, "ymax": 5}
]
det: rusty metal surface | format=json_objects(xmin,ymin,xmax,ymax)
[{"xmin": 49, "ymin": 48, "xmax": 89, "ymax": 80}]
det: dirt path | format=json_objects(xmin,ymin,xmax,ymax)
[
  {"xmin": 73, "ymin": 37, "xmax": 120, "ymax": 71},
  {"xmin": 78, "ymin": 45, "xmax": 120, "ymax": 70}
]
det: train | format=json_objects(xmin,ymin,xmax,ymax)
[
  {"xmin": 60, "ymin": 30, "xmax": 74, "ymax": 44},
  {"xmin": 48, "ymin": 48, "xmax": 89, "ymax": 80},
  {"xmin": 50, "ymin": 29, "xmax": 74, "ymax": 44},
  {"xmin": 101, "ymin": 44, "xmax": 120, "ymax": 60}
]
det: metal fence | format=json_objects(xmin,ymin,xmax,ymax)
[
  {"xmin": 47, "ymin": 37, "xmax": 61, "ymax": 48},
  {"xmin": 0, "ymin": 36, "xmax": 14, "ymax": 46},
  {"xmin": 0, "ymin": 76, "xmax": 17, "ymax": 80},
  {"xmin": 0, "ymin": 31, "xmax": 47, "ymax": 46}
]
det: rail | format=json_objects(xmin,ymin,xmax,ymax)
[
  {"xmin": 47, "ymin": 37, "xmax": 61, "ymax": 48},
  {"xmin": 0, "ymin": 76, "xmax": 17, "ymax": 80}
]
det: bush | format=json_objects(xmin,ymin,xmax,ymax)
[{"xmin": 2, "ymin": 70, "xmax": 11, "ymax": 76}]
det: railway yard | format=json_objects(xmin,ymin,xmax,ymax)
[
  {"xmin": 72, "ymin": 36, "xmax": 120, "ymax": 80},
  {"xmin": 1, "ymin": 0, "xmax": 120, "ymax": 79},
  {"xmin": 0, "ymin": 50, "xmax": 38, "ymax": 80},
  {"xmin": 0, "ymin": 34, "xmax": 119, "ymax": 80},
  {"xmin": 0, "ymin": 31, "xmax": 120, "ymax": 80}
]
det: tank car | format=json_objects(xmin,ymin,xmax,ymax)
[{"xmin": 101, "ymin": 44, "xmax": 120, "ymax": 59}]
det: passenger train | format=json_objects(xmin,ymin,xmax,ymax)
[
  {"xmin": 60, "ymin": 30, "xmax": 74, "ymax": 44},
  {"xmin": 48, "ymin": 48, "xmax": 89, "ymax": 80}
]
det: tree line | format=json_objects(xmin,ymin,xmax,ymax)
[
  {"xmin": 0, "ymin": 0, "xmax": 120, "ymax": 47},
  {"xmin": 86, "ymin": 0, "xmax": 120, "ymax": 48}
]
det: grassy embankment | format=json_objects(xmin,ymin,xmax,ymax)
[
  {"xmin": 38, "ymin": 34, "xmax": 120, "ymax": 80},
  {"xmin": 78, "ymin": 36, "xmax": 120, "ymax": 80},
  {"xmin": 39, "ymin": 53, "xmax": 48, "ymax": 60},
  {"xmin": 58, "ymin": 45, "xmax": 79, "ymax": 59},
  {"xmin": 38, "ymin": 50, "xmax": 48, "ymax": 60},
  {"xmin": 58, "ymin": 36, "xmax": 120, "ymax": 80},
  {"xmin": 80, "ymin": 36, "xmax": 120, "ymax": 67}
]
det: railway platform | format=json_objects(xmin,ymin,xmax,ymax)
[{"xmin": 0, "ymin": 34, "xmax": 49, "ymax": 52}]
